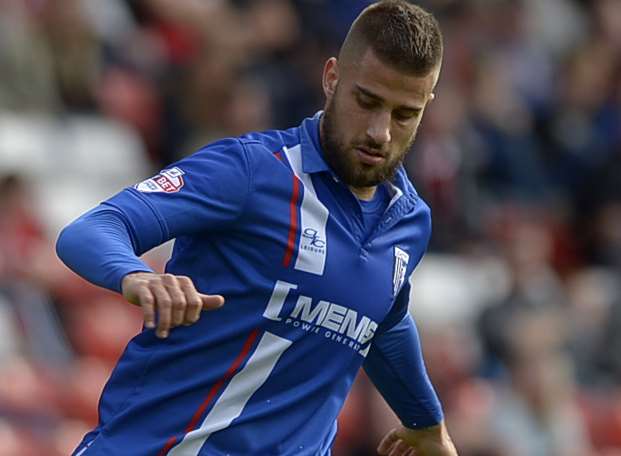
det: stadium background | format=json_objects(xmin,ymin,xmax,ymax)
[{"xmin": 0, "ymin": 0, "xmax": 620, "ymax": 454}]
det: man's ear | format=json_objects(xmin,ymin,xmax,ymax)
[{"xmin": 322, "ymin": 57, "xmax": 339, "ymax": 98}]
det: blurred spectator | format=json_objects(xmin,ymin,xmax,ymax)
[
  {"xmin": 0, "ymin": 174, "xmax": 46, "ymax": 280},
  {"xmin": 477, "ymin": 212, "xmax": 565, "ymax": 372},
  {"xmin": 0, "ymin": 0, "xmax": 59, "ymax": 112},
  {"xmin": 39, "ymin": 0, "xmax": 103, "ymax": 112},
  {"xmin": 566, "ymin": 268, "xmax": 621, "ymax": 387},
  {"xmin": 488, "ymin": 310, "xmax": 592, "ymax": 456}
]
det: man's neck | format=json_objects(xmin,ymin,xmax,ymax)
[{"xmin": 350, "ymin": 185, "xmax": 376, "ymax": 201}]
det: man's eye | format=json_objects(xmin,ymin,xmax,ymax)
[
  {"xmin": 357, "ymin": 96, "xmax": 377, "ymax": 109},
  {"xmin": 394, "ymin": 111, "xmax": 418, "ymax": 122},
  {"xmin": 394, "ymin": 114, "xmax": 411, "ymax": 122}
]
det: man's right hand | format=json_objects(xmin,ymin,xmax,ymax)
[{"xmin": 121, "ymin": 272, "xmax": 225, "ymax": 338}]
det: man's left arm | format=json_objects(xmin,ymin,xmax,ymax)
[{"xmin": 363, "ymin": 283, "xmax": 457, "ymax": 456}]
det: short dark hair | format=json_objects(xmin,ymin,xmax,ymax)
[{"xmin": 339, "ymin": 0, "xmax": 443, "ymax": 76}]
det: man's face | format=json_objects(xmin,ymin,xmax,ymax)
[{"xmin": 321, "ymin": 49, "xmax": 439, "ymax": 190}]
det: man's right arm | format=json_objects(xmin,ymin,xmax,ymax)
[
  {"xmin": 56, "ymin": 206, "xmax": 224, "ymax": 338},
  {"xmin": 56, "ymin": 138, "xmax": 252, "ymax": 337}
]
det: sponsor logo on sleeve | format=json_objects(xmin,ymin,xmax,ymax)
[{"xmin": 135, "ymin": 167, "xmax": 185, "ymax": 193}]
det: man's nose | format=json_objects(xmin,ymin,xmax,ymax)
[{"xmin": 366, "ymin": 111, "xmax": 391, "ymax": 146}]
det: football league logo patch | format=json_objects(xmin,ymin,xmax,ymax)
[
  {"xmin": 135, "ymin": 167, "xmax": 185, "ymax": 193},
  {"xmin": 392, "ymin": 246, "xmax": 410, "ymax": 297}
]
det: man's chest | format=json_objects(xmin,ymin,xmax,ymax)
[{"xmin": 217, "ymin": 166, "xmax": 421, "ymax": 324}]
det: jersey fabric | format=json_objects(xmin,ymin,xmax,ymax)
[
  {"xmin": 58, "ymin": 112, "xmax": 442, "ymax": 456},
  {"xmin": 358, "ymin": 182, "xmax": 390, "ymax": 237}
]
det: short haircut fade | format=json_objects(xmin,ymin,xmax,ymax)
[{"xmin": 339, "ymin": 0, "xmax": 443, "ymax": 76}]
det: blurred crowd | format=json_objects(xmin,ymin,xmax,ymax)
[{"xmin": 0, "ymin": 0, "xmax": 619, "ymax": 455}]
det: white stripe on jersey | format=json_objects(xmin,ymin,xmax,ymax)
[
  {"xmin": 262, "ymin": 280, "xmax": 298, "ymax": 321},
  {"xmin": 168, "ymin": 331, "xmax": 292, "ymax": 455},
  {"xmin": 283, "ymin": 145, "xmax": 329, "ymax": 276},
  {"xmin": 386, "ymin": 183, "xmax": 404, "ymax": 210}
]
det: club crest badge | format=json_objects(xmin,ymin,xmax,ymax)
[
  {"xmin": 135, "ymin": 167, "xmax": 185, "ymax": 193},
  {"xmin": 392, "ymin": 246, "xmax": 410, "ymax": 297}
]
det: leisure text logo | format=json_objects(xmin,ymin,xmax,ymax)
[{"xmin": 300, "ymin": 228, "xmax": 326, "ymax": 254}]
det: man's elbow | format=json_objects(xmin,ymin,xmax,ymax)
[
  {"xmin": 55, "ymin": 219, "xmax": 82, "ymax": 267},
  {"xmin": 55, "ymin": 223, "xmax": 69, "ymax": 263}
]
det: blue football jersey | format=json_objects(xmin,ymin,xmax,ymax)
[{"xmin": 71, "ymin": 112, "xmax": 433, "ymax": 456}]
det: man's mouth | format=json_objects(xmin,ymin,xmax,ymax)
[{"xmin": 354, "ymin": 147, "xmax": 386, "ymax": 166}]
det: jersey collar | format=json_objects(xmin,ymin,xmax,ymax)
[{"xmin": 299, "ymin": 111, "xmax": 331, "ymax": 175}]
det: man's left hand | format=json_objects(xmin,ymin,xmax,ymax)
[{"xmin": 377, "ymin": 420, "xmax": 457, "ymax": 456}]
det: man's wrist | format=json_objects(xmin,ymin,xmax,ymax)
[
  {"xmin": 399, "ymin": 421, "xmax": 457, "ymax": 455},
  {"xmin": 120, "ymin": 269, "xmax": 153, "ymax": 290}
]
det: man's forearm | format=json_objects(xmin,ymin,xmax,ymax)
[
  {"xmin": 364, "ymin": 314, "xmax": 443, "ymax": 428},
  {"xmin": 56, "ymin": 206, "xmax": 153, "ymax": 292}
]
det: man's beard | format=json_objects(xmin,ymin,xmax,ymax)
[{"xmin": 320, "ymin": 94, "xmax": 415, "ymax": 188}]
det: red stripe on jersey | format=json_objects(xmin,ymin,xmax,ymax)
[
  {"xmin": 158, "ymin": 328, "xmax": 261, "ymax": 455},
  {"xmin": 282, "ymin": 175, "xmax": 300, "ymax": 267},
  {"xmin": 159, "ymin": 436, "xmax": 177, "ymax": 456}
]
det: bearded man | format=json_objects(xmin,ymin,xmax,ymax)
[{"xmin": 57, "ymin": 1, "xmax": 458, "ymax": 455}]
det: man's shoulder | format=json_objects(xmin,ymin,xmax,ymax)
[
  {"xmin": 237, "ymin": 125, "xmax": 301, "ymax": 155},
  {"xmin": 187, "ymin": 125, "xmax": 301, "ymax": 172},
  {"xmin": 391, "ymin": 167, "xmax": 432, "ymax": 239},
  {"xmin": 393, "ymin": 167, "xmax": 431, "ymax": 216}
]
